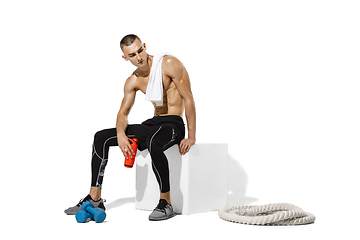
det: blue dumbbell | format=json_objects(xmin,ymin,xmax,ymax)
[
  {"xmin": 81, "ymin": 201, "xmax": 106, "ymax": 223},
  {"xmin": 75, "ymin": 210, "xmax": 92, "ymax": 223}
]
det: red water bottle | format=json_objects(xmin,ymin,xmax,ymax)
[{"xmin": 124, "ymin": 138, "xmax": 138, "ymax": 168}]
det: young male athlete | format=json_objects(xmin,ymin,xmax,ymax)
[{"xmin": 64, "ymin": 34, "xmax": 196, "ymax": 221}]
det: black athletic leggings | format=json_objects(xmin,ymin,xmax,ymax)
[{"xmin": 91, "ymin": 118, "xmax": 184, "ymax": 193}]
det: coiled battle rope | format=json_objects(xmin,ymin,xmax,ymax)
[{"xmin": 218, "ymin": 203, "xmax": 315, "ymax": 225}]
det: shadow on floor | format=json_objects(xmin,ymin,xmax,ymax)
[{"xmin": 106, "ymin": 197, "xmax": 135, "ymax": 210}]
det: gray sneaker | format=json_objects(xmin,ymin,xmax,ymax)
[
  {"xmin": 64, "ymin": 194, "xmax": 106, "ymax": 215},
  {"xmin": 148, "ymin": 199, "xmax": 175, "ymax": 221}
]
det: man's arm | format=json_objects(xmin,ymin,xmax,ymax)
[
  {"xmin": 116, "ymin": 75, "xmax": 137, "ymax": 159},
  {"xmin": 164, "ymin": 57, "xmax": 196, "ymax": 155}
]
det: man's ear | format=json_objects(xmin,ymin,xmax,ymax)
[{"xmin": 122, "ymin": 55, "xmax": 128, "ymax": 61}]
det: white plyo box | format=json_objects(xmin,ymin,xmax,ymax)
[{"xmin": 135, "ymin": 143, "xmax": 228, "ymax": 214}]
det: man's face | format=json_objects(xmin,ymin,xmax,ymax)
[{"xmin": 122, "ymin": 39, "xmax": 148, "ymax": 67}]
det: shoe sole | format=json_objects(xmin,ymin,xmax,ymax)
[
  {"xmin": 65, "ymin": 207, "xmax": 106, "ymax": 216},
  {"xmin": 65, "ymin": 211, "xmax": 77, "ymax": 215},
  {"xmin": 148, "ymin": 213, "xmax": 176, "ymax": 221}
]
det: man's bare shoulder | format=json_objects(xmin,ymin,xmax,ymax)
[
  {"xmin": 126, "ymin": 73, "xmax": 138, "ymax": 83},
  {"xmin": 124, "ymin": 73, "xmax": 138, "ymax": 92},
  {"xmin": 163, "ymin": 55, "xmax": 184, "ymax": 77},
  {"xmin": 163, "ymin": 55, "xmax": 183, "ymax": 67}
]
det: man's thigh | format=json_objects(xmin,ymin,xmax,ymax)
[{"xmin": 125, "ymin": 124, "xmax": 153, "ymax": 151}]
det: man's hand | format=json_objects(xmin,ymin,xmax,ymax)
[
  {"xmin": 117, "ymin": 133, "xmax": 135, "ymax": 159},
  {"xmin": 179, "ymin": 138, "xmax": 195, "ymax": 155}
]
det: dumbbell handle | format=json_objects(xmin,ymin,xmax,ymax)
[{"xmin": 82, "ymin": 202, "xmax": 106, "ymax": 223}]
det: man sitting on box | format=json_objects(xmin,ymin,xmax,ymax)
[{"xmin": 65, "ymin": 34, "xmax": 196, "ymax": 221}]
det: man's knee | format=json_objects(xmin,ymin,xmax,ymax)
[
  {"xmin": 94, "ymin": 129, "xmax": 106, "ymax": 144},
  {"xmin": 94, "ymin": 128, "xmax": 115, "ymax": 146}
]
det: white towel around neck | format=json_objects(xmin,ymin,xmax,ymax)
[{"xmin": 145, "ymin": 52, "xmax": 172, "ymax": 106}]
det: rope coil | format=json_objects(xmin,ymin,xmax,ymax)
[{"xmin": 218, "ymin": 203, "xmax": 315, "ymax": 225}]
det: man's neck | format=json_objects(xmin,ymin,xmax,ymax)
[{"xmin": 137, "ymin": 54, "xmax": 153, "ymax": 75}]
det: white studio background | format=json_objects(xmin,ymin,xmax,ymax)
[{"xmin": 1, "ymin": 0, "xmax": 359, "ymax": 239}]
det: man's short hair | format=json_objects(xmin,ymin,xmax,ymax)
[{"xmin": 120, "ymin": 34, "xmax": 141, "ymax": 50}]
